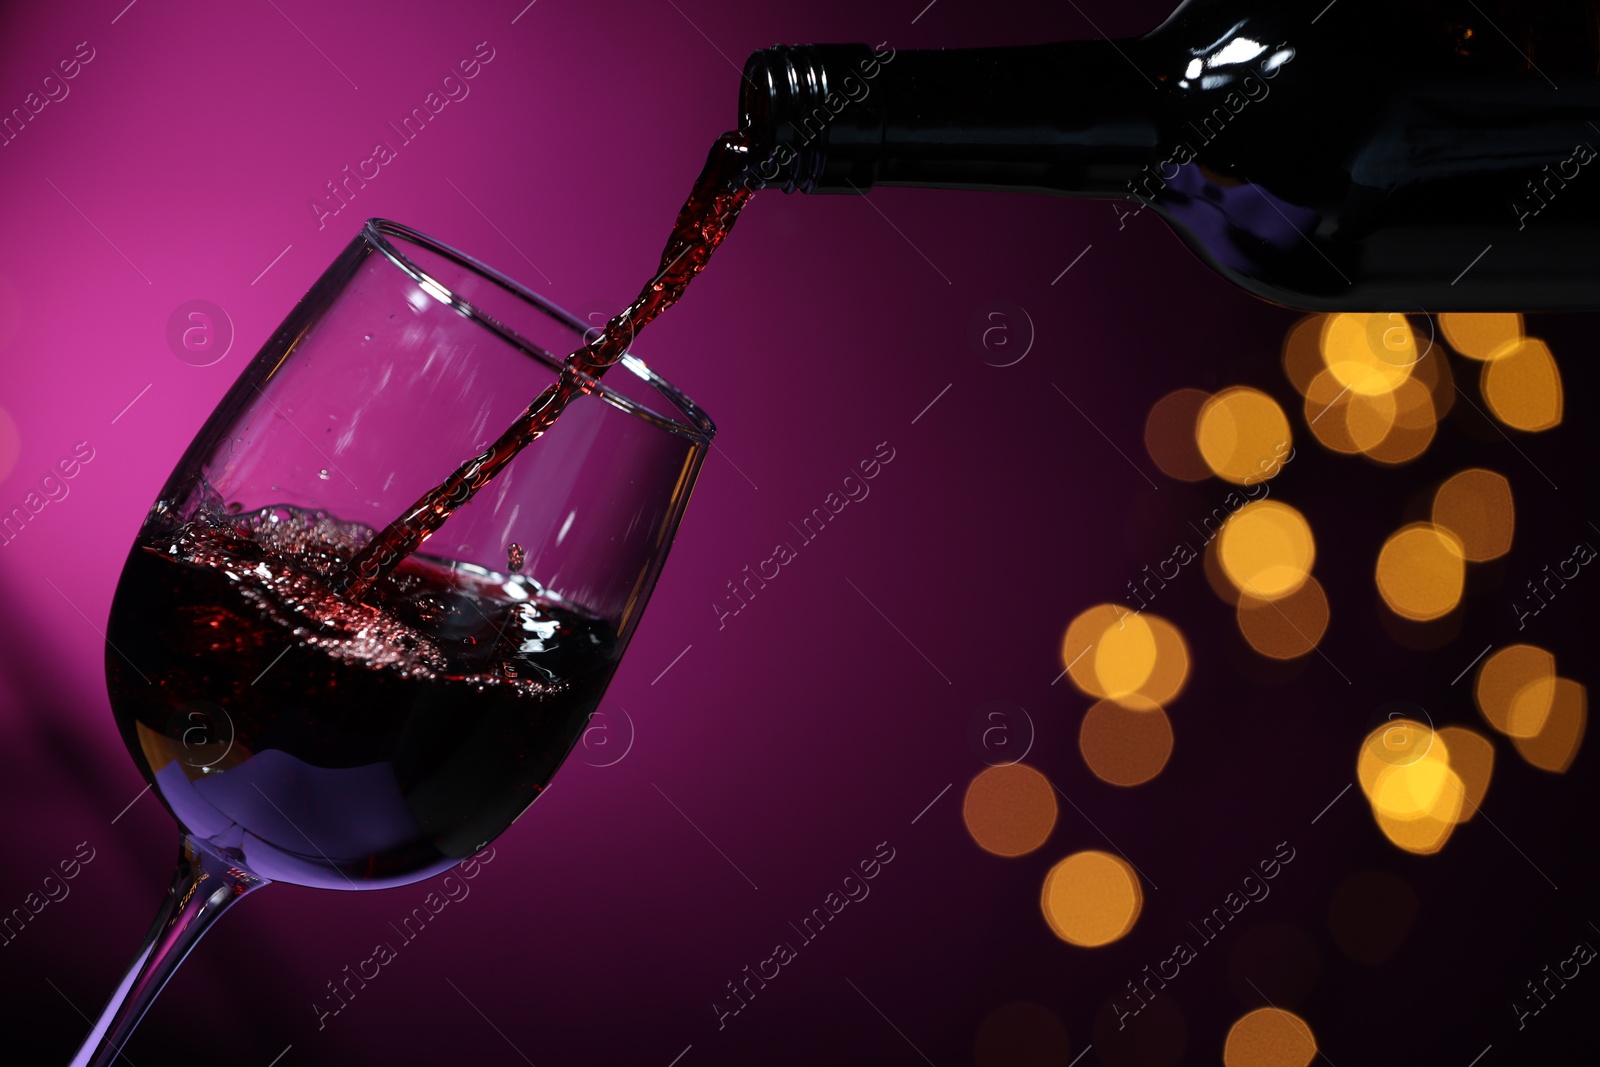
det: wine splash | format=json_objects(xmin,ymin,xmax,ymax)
[
  {"xmin": 334, "ymin": 132, "xmax": 755, "ymax": 600},
  {"xmin": 107, "ymin": 493, "xmax": 620, "ymax": 887}
]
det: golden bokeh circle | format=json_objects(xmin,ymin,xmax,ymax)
[
  {"xmin": 1303, "ymin": 370, "xmax": 1363, "ymax": 455},
  {"xmin": 1134, "ymin": 615, "xmax": 1190, "ymax": 705},
  {"xmin": 1434, "ymin": 725, "xmax": 1495, "ymax": 821},
  {"xmin": 1374, "ymin": 803, "xmax": 1459, "ymax": 854},
  {"xmin": 1513, "ymin": 678, "xmax": 1588, "ymax": 773},
  {"xmin": 1364, "ymin": 377, "xmax": 1438, "ymax": 465},
  {"xmin": 1095, "ymin": 613, "xmax": 1158, "ymax": 699},
  {"xmin": 1475, "ymin": 644, "xmax": 1557, "ymax": 738},
  {"xmin": 1356, "ymin": 719, "xmax": 1490, "ymax": 854},
  {"xmin": 1064, "ymin": 607, "xmax": 1189, "ymax": 708},
  {"xmin": 1236, "ymin": 576, "xmax": 1330, "ymax": 659},
  {"xmin": 1481, "ymin": 337, "xmax": 1563, "ymax": 431},
  {"xmin": 1412, "ymin": 336, "xmax": 1456, "ymax": 419},
  {"xmin": 1431, "ymin": 468, "xmax": 1514, "ymax": 561},
  {"xmin": 1219, "ymin": 501, "xmax": 1316, "ymax": 600},
  {"xmin": 1079, "ymin": 696, "xmax": 1175, "ymax": 787},
  {"xmin": 1344, "ymin": 388, "xmax": 1398, "ymax": 453},
  {"xmin": 1061, "ymin": 604, "xmax": 1128, "ymax": 699},
  {"xmin": 1040, "ymin": 851, "xmax": 1142, "ymax": 947},
  {"xmin": 1321, "ymin": 312, "xmax": 1417, "ymax": 396},
  {"xmin": 1375, "ymin": 523, "xmax": 1465, "ymax": 621},
  {"xmin": 1223, "ymin": 1007, "xmax": 1317, "ymax": 1067},
  {"xmin": 1438, "ymin": 312, "xmax": 1524, "ymax": 360},
  {"xmin": 1144, "ymin": 388, "xmax": 1213, "ymax": 482},
  {"xmin": 1282, "ymin": 315, "xmax": 1326, "ymax": 397},
  {"xmin": 1358, "ymin": 719, "xmax": 1442, "ymax": 802},
  {"xmin": 1372, "ymin": 754, "xmax": 1460, "ymax": 821},
  {"xmin": 1196, "ymin": 387, "xmax": 1292, "ymax": 485},
  {"xmin": 962, "ymin": 763, "xmax": 1059, "ymax": 858}
]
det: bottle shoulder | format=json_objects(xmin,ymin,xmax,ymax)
[{"xmin": 1107, "ymin": 0, "xmax": 1600, "ymax": 307}]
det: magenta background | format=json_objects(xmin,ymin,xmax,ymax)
[{"xmin": 4, "ymin": 2, "xmax": 1600, "ymax": 1065}]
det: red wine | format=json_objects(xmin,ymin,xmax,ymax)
[
  {"xmin": 105, "ymin": 491, "xmax": 619, "ymax": 889},
  {"xmin": 334, "ymin": 132, "xmax": 754, "ymax": 600}
]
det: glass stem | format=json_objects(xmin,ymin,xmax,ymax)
[{"xmin": 68, "ymin": 835, "xmax": 268, "ymax": 1067}]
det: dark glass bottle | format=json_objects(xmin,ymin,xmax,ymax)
[{"xmin": 737, "ymin": 1, "xmax": 1600, "ymax": 311}]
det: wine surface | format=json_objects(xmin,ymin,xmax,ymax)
[
  {"xmin": 107, "ymin": 492, "xmax": 619, "ymax": 889},
  {"xmin": 335, "ymin": 132, "xmax": 754, "ymax": 598}
]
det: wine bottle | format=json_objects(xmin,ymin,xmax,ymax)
[{"xmin": 737, "ymin": 0, "xmax": 1600, "ymax": 311}]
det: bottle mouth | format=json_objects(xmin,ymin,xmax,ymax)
[
  {"xmin": 738, "ymin": 44, "xmax": 880, "ymax": 193},
  {"xmin": 737, "ymin": 50, "xmax": 779, "ymax": 138},
  {"xmin": 738, "ymin": 46, "xmax": 823, "ymax": 193}
]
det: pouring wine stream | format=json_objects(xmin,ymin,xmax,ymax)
[{"xmin": 333, "ymin": 132, "xmax": 755, "ymax": 601}]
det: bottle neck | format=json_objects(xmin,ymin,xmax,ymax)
[{"xmin": 738, "ymin": 41, "xmax": 1162, "ymax": 198}]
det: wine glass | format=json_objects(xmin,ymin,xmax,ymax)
[{"xmin": 71, "ymin": 219, "xmax": 714, "ymax": 1065}]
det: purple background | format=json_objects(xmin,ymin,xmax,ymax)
[{"xmin": 3, "ymin": 2, "xmax": 1598, "ymax": 1065}]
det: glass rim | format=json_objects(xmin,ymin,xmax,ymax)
[{"xmin": 362, "ymin": 218, "xmax": 716, "ymax": 444}]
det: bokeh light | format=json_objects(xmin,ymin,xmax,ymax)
[
  {"xmin": 1371, "ymin": 748, "xmax": 1460, "ymax": 822},
  {"xmin": 1372, "ymin": 802, "xmax": 1458, "ymax": 854},
  {"xmin": 1096, "ymin": 613, "xmax": 1159, "ymax": 699},
  {"xmin": 1218, "ymin": 501, "xmax": 1316, "ymax": 600},
  {"xmin": 1410, "ymin": 333, "xmax": 1455, "ymax": 419},
  {"xmin": 1476, "ymin": 644, "xmax": 1557, "ymax": 737},
  {"xmin": 1144, "ymin": 387, "xmax": 1213, "ymax": 482},
  {"xmin": 1196, "ymin": 387, "xmax": 1293, "ymax": 485},
  {"xmin": 1299, "ymin": 312, "xmax": 1443, "ymax": 464},
  {"xmin": 974, "ymin": 1002, "xmax": 1070, "ymax": 1067},
  {"xmin": 1040, "ymin": 850, "xmax": 1142, "ymax": 947},
  {"xmin": 1343, "ymin": 386, "xmax": 1397, "ymax": 453},
  {"xmin": 1223, "ymin": 1007, "xmax": 1317, "ymax": 1067},
  {"xmin": 1062, "ymin": 604, "xmax": 1128, "ymax": 698},
  {"xmin": 1510, "ymin": 677, "xmax": 1560, "ymax": 739},
  {"xmin": 1281, "ymin": 314, "xmax": 1325, "ymax": 397},
  {"xmin": 1362, "ymin": 377, "xmax": 1437, "ymax": 465},
  {"xmin": 1512, "ymin": 677, "xmax": 1587, "ymax": 773},
  {"xmin": 1357, "ymin": 719, "xmax": 1473, "ymax": 854},
  {"xmin": 1431, "ymin": 469, "xmax": 1514, "ymax": 561},
  {"xmin": 962, "ymin": 763, "xmax": 1058, "ymax": 857},
  {"xmin": 1357, "ymin": 719, "xmax": 1432, "ymax": 798},
  {"xmin": 1434, "ymin": 725, "xmax": 1494, "ymax": 821},
  {"xmin": 1236, "ymin": 576, "xmax": 1329, "ymax": 659},
  {"xmin": 1375, "ymin": 523, "xmax": 1465, "ymax": 621},
  {"xmin": 1321, "ymin": 312, "xmax": 1417, "ymax": 395},
  {"xmin": 1481, "ymin": 337, "xmax": 1563, "ymax": 431},
  {"xmin": 1127, "ymin": 614, "xmax": 1190, "ymax": 706},
  {"xmin": 1079, "ymin": 696, "xmax": 1174, "ymax": 787},
  {"xmin": 1439, "ymin": 311, "xmax": 1523, "ymax": 360},
  {"xmin": 1303, "ymin": 370, "xmax": 1364, "ymax": 455},
  {"xmin": 1063, "ymin": 606, "xmax": 1190, "ymax": 707}
]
